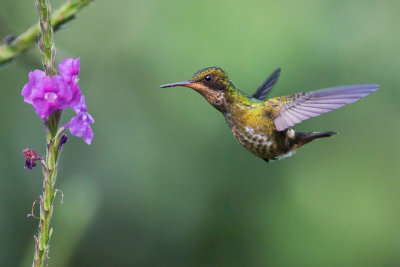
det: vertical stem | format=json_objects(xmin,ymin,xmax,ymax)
[
  {"xmin": 32, "ymin": 0, "xmax": 63, "ymax": 266},
  {"xmin": 35, "ymin": 0, "xmax": 56, "ymax": 77}
]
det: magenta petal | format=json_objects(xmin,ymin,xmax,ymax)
[
  {"xmin": 87, "ymin": 112, "xmax": 94, "ymax": 123},
  {"xmin": 29, "ymin": 76, "xmax": 49, "ymax": 100},
  {"xmin": 69, "ymin": 84, "xmax": 82, "ymax": 107},
  {"xmin": 83, "ymin": 125, "xmax": 93, "ymax": 145},
  {"xmin": 21, "ymin": 70, "xmax": 46, "ymax": 104},
  {"xmin": 31, "ymin": 98, "xmax": 51, "ymax": 119},
  {"xmin": 72, "ymin": 95, "xmax": 88, "ymax": 113},
  {"xmin": 64, "ymin": 108, "xmax": 94, "ymax": 145},
  {"xmin": 59, "ymin": 57, "xmax": 80, "ymax": 85},
  {"xmin": 52, "ymin": 76, "xmax": 71, "ymax": 101},
  {"xmin": 58, "ymin": 58, "xmax": 82, "ymax": 107},
  {"xmin": 66, "ymin": 116, "xmax": 84, "ymax": 136},
  {"xmin": 52, "ymin": 75, "xmax": 80, "ymax": 108}
]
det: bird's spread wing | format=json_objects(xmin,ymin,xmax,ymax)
[
  {"xmin": 252, "ymin": 68, "xmax": 281, "ymax": 100},
  {"xmin": 273, "ymin": 84, "xmax": 379, "ymax": 131}
]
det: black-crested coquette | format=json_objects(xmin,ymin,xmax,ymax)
[{"xmin": 160, "ymin": 67, "xmax": 378, "ymax": 162}]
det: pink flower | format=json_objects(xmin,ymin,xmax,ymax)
[
  {"xmin": 21, "ymin": 58, "xmax": 82, "ymax": 119},
  {"xmin": 22, "ymin": 58, "xmax": 94, "ymax": 145}
]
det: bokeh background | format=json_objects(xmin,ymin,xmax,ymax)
[{"xmin": 1, "ymin": 0, "xmax": 399, "ymax": 266}]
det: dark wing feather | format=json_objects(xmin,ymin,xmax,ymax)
[
  {"xmin": 252, "ymin": 68, "xmax": 281, "ymax": 100},
  {"xmin": 274, "ymin": 84, "xmax": 379, "ymax": 131}
]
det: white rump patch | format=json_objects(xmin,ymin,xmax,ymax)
[{"xmin": 277, "ymin": 150, "xmax": 296, "ymax": 160}]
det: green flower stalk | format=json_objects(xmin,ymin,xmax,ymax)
[
  {"xmin": 32, "ymin": 1, "xmax": 60, "ymax": 265},
  {"xmin": 18, "ymin": 1, "xmax": 94, "ymax": 266}
]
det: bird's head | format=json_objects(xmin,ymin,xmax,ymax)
[{"xmin": 159, "ymin": 67, "xmax": 235, "ymax": 111}]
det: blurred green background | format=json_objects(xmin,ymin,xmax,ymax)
[{"xmin": 1, "ymin": 0, "xmax": 399, "ymax": 266}]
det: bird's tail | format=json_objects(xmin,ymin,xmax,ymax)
[{"xmin": 293, "ymin": 131, "xmax": 337, "ymax": 148}]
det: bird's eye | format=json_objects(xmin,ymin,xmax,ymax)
[{"xmin": 203, "ymin": 75, "xmax": 213, "ymax": 82}]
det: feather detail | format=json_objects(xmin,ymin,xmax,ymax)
[
  {"xmin": 252, "ymin": 68, "xmax": 281, "ymax": 100},
  {"xmin": 273, "ymin": 84, "xmax": 379, "ymax": 131}
]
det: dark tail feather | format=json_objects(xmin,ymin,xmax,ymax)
[{"xmin": 294, "ymin": 131, "xmax": 337, "ymax": 148}]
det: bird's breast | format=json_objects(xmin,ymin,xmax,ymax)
[
  {"xmin": 224, "ymin": 108, "xmax": 293, "ymax": 160},
  {"xmin": 224, "ymin": 112, "xmax": 278, "ymax": 158}
]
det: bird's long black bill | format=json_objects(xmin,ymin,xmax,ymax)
[{"xmin": 159, "ymin": 81, "xmax": 193, "ymax": 88}]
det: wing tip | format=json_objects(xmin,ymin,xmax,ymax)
[
  {"xmin": 359, "ymin": 83, "xmax": 380, "ymax": 92},
  {"xmin": 252, "ymin": 67, "xmax": 282, "ymax": 100},
  {"xmin": 371, "ymin": 84, "xmax": 380, "ymax": 91}
]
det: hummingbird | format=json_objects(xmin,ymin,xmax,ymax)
[{"xmin": 159, "ymin": 67, "xmax": 379, "ymax": 162}]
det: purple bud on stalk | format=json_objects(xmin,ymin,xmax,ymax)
[{"xmin": 58, "ymin": 134, "xmax": 68, "ymax": 151}]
